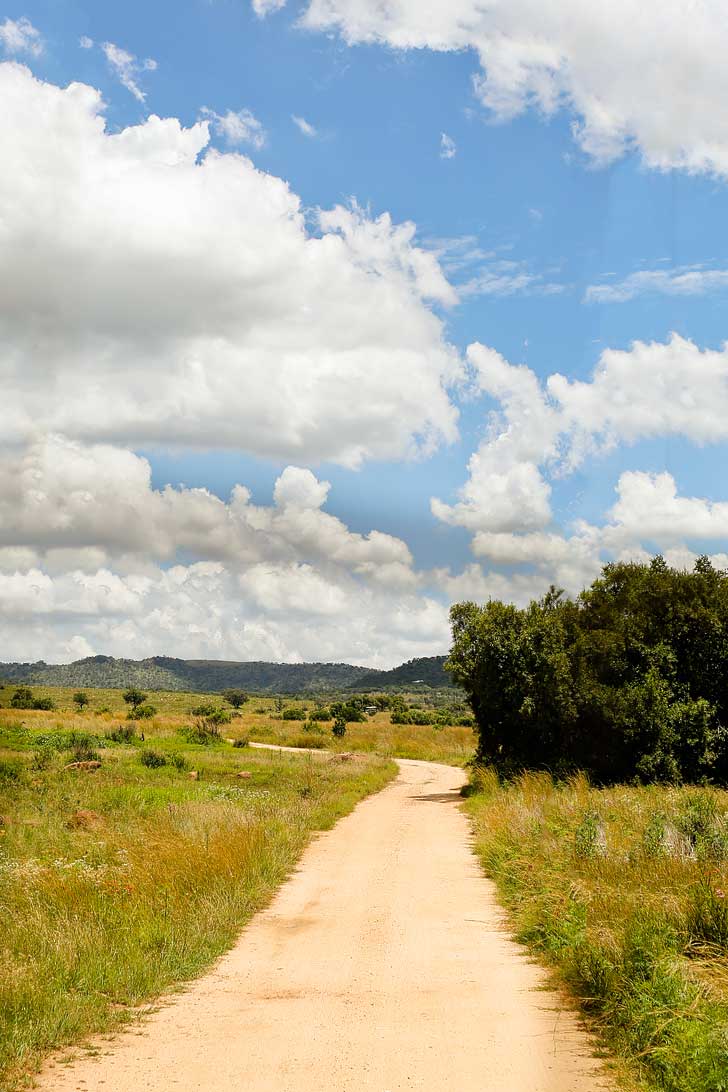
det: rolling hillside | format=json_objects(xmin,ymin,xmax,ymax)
[{"xmin": 0, "ymin": 654, "xmax": 452, "ymax": 693}]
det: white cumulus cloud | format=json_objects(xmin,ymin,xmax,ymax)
[
  {"xmin": 0, "ymin": 62, "xmax": 460, "ymax": 468},
  {"xmin": 294, "ymin": 0, "xmax": 728, "ymax": 177}
]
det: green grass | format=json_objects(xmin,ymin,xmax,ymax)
[
  {"xmin": 0, "ymin": 683, "xmax": 476, "ymax": 765},
  {"xmin": 465, "ymin": 770, "xmax": 728, "ymax": 1092},
  {"xmin": 0, "ymin": 718, "xmax": 395, "ymax": 1090}
]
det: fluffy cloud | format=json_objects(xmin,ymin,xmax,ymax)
[
  {"xmin": 287, "ymin": 0, "xmax": 728, "ymax": 176},
  {"xmin": 0, "ymin": 436, "xmax": 450, "ymax": 665},
  {"xmin": 0, "ymin": 16, "xmax": 42, "ymax": 56},
  {"xmin": 0, "ymin": 560, "xmax": 451, "ymax": 667},
  {"xmin": 0, "ymin": 437, "xmax": 416, "ymax": 579},
  {"xmin": 0, "ymin": 63, "xmax": 459, "ymax": 468},
  {"xmin": 200, "ymin": 106, "xmax": 266, "ymax": 148},
  {"xmin": 436, "ymin": 335, "xmax": 728, "ymax": 539},
  {"xmin": 432, "ymin": 336, "xmax": 728, "ymax": 596}
]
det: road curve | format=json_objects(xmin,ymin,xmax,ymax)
[{"xmin": 37, "ymin": 759, "xmax": 610, "ymax": 1091}]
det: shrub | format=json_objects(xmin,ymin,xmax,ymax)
[
  {"xmin": 332, "ymin": 717, "xmax": 347, "ymax": 738},
  {"xmin": 32, "ymin": 697, "xmax": 56, "ymax": 711},
  {"xmin": 190, "ymin": 702, "xmax": 218, "ymax": 717},
  {"xmin": 282, "ymin": 709, "xmax": 305, "ymax": 721},
  {"xmin": 232, "ymin": 736, "xmax": 249, "ymax": 748},
  {"xmin": 222, "ymin": 689, "xmax": 248, "ymax": 709},
  {"xmin": 140, "ymin": 748, "xmax": 167, "ymax": 769},
  {"xmin": 130, "ymin": 704, "xmax": 156, "ymax": 720},
  {"xmin": 0, "ymin": 757, "xmax": 23, "ymax": 784},
  {"xmin": 308, "ymin": 707, "xmax": 331, "ymax": 722},
  {"xmin": 10, "ymin": 687, "xmax": 34, "ymax": 709},
  {"xmin": 190, "ymin": 705, "xmax": 231, "ymax": 724},
  {"xmin": 168, "ymin": 751, "xmax": 188, "ymax": 771},
  {"xmin": 106, "ymin": 724, "xmax": 138, "ymax": 744},
  {"xmin": 181, "ymin": 717, "xmax": 222, "ymax": 745},
  {"xmin": 66, "ymin": 733, "xmax": 100, "ymax": 763}
]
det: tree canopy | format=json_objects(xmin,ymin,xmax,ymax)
[{"xmin": 447, "ymin": 557, "xmax": 728, "ymax": 784}]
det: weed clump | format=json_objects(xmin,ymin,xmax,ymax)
[
  {"xmin": 139, "ymin": 748, "xmax": 167, "ymax": 769},
  {"xmin": 106, "ymin": 723, "xmax": 138, "ymax": 744},
  {"xmin": 181, "ymin": 717, "xmax": 222, "ymax": 745}
]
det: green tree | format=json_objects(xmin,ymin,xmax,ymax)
[
  {"xmin": 122, "ymin": 687, "xmax": 147, "ymax": 711},
  {"xmin": 73, "ymin": 691, "xmax": 89, "ymax": 710},
  {"xmin": 222, "ymin": 688, "xmax": 248, "ymax": 709},
  {"xmin": 447, "ymin": 559, "xmax": 728, "ymax": 785},
  {"xmin": 332, "ymin": 716, "xmax": 347, "ymax": 738}
]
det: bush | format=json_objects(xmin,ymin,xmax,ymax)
[
  {"xmin": 140, "ymin": 748, "xmax": 167, "ymax": 769},
  {"xmin": 32, "ymin": 697, "xmax": 56, "ymax": 711},
  {"xmin": 168, "ymin": 751, "xmax": 188, "ymax": 771},
  {"xmin": 190, "ymin": 704, "xmax": 231, "ymax": 724},
  {"xmin": 181, "ymin": 717, "xmax": 222, "ymax": 745},
  {"xmin": 282, "ymin": 709, "xmax": 305, "ymax": 721},
  {"xmin": 106, "ymin": 724, "xmax": 138, "ymax": 744},
  {"xmin": 131, "ymin": 704, "xmax": 156, "ymax": 720},
  {"xmin": 222, "ymin": 689, "xmax": 248, "ymax": 709},
  {"xmin": 0, "ymin": 757, "xmax": 23, "ymax": 784},
  {"xmin": 308, "ymin": 707, "xmax": 332, "ymax": 722},
  {"xmin": 8, "ymin": 687, "xmax": 55, "ymax": 711},
  {"xmin": 232, "ymin": 736, "xmax": 249, "ymax": 748},
  {"xmin": 122, "ymin": 688, "xmax": 147, "ymax": 709},
  {"xmin": 66, "ymin": 733, "xmax": 100, "ymax": 763},
  {"xmin": 9, "ymin": 687, "xmax": 34, "ymax": 709},
  {"xmin": 332, "ymin": 717, "xmax": 347, "ymax": 738}
]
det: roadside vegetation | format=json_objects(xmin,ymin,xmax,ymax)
[
  {"xmin": 449, "ymin": 556, "xmax": 728, "ymax": 1091},
  {"xmin": 0, "ymin": 714, "xmax": 395, "ymax": 1090},
  {"xmin": 466, "ymin": 772, "xmax": 728, "ymax": 1091}
]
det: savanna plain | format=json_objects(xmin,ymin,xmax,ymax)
[{"xmin": 1, "ymin": 672, "xmax": 727, "ymax": 1091}]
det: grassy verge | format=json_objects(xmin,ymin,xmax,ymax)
[
  {"xmin": 0, "ymin": 718, "xmax": 395, "ymax": 1090},
  {"xmin": 246, "ymin": 714, "xmax": 475, "ymax": 764},
  {"xmin": 465, "ymin": 769, "xmax": 728, "ymax": 1092}
]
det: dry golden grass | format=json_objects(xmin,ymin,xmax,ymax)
[
  {"xmin": 466, "ymin": 770, "xmax": 728, "ymax": 1092},
  {"xmin": 0, "ymin": 711, "xmax": 395, "ymax": 1091}
]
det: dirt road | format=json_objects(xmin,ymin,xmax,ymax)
[{"xmin": 38, "ymin": 759, "xmax": 609, "ymax": 1091}]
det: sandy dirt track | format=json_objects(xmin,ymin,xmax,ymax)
[{"xmin": 37, "ymin": 759, "xmax": 610, "ymax": 1091}]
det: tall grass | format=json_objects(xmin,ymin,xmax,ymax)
[
  {"xmin": 0, "ymin": 720, "xmax": 395, "ymax": 1090},
  {"xmin": 466, "ymin": 770, "xmax": 728, "ymax": 1092}
]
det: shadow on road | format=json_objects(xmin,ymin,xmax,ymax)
[{"xmin": 410, "ymin": 791, "xmax": 462, "ymax": 804}]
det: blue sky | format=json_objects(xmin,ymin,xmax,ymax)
[{"xmin": 1, "ymin": 0, "xmax": 727, "ymax": 664}]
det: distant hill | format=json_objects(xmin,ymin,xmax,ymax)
[
  {"xmin": 347, "ymin": 656, "xmax": 453, "ymax": 690},
  {"xmin": 0, "ymin": 653, "xmax": 453, "ymax": 694}
]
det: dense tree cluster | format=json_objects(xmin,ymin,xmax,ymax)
[{"xmin": 447, "ymin": 558, "xmax": 728, "ymax": 784}]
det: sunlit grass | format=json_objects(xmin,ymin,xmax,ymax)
[
  {"xmin": 466, "ymin": 770, "xmax": 728, "ymax": 1092},
  {"xmin": 0, "ymin": 683, "xmax": 476, "ymax": 765},
  {"xmin": 0, "ymin": 715, "xmax": 395, "ymax": 1090}
]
